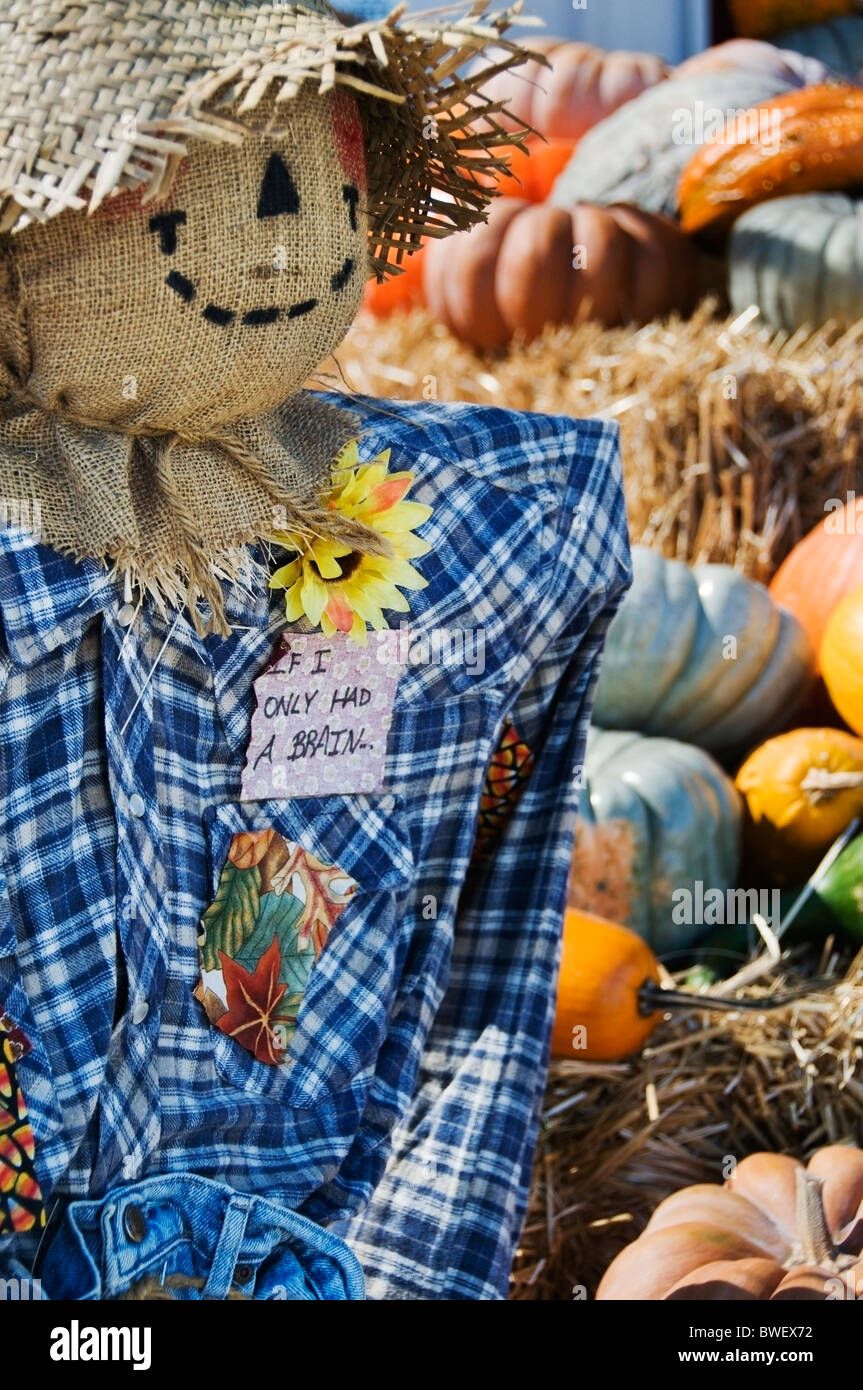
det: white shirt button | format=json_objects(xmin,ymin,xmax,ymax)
[
  {"xmin": 131, "ymin": 1000, "xmax": 149, "ymax": 1025},
  {"xmin": 117, "ymin": 603, "xmax": 137, "ymax": 627},
  {"xmin": 128, "ymin": 793, "xmax": 146, "ymax": 817}
]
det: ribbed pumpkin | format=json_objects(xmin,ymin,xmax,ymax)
[
  {"xmin": 597, "ymin": 1146, "xmax": 863, "ymax": 1301},
  {"xmin": 422, "ymin": 199, "xmax": 721, "ymax": 349},
  {"xmin": 736, "ymin": 727, "xmax": 863, "ymax": 884},
  {"xmin": 821, "ymin": 586, "xmax": 863, "ymax": 737},
  {"xmin": 776, "ymin": 14, "xmax": 863, "ymax": 80},
  {"xmin": 551, "ymin": 70, "xmax": 798, "ymax": 218},
  {"xmin": 729, "ymin": 191, "xmax": 863, "ymax": 333},
  {"xmin": 551, "ymin": 910, "xmax": 661, "ymax": 1061},
  {"xmin": 769, "ymin": 497, "xmax": 863, "ymax": 666},
  {"xmin": 676, "ymin": 37, "xmax": 832, "ymax": 86},
  {"xmin": 678, "ymin": 85, "xmax": 863, "ymax": 237},
  {"xmin": 592, "ymin": 548, "xmax": 814, "ymax": 755},
  {"xmin": 568, "ymin": 728, "xmax": 742, "ymax": 953},
  {"xmin": 729, "ymin": 0, "xmax": 857, "ymax": 39},
  {"xmin": 476, "ymin": 39, "xmax": 669, "ymax": 141}
]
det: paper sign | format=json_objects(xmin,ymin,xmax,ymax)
[{"xmin": 240, "ymin": 632, "xmax": 402, "ymax": 800}]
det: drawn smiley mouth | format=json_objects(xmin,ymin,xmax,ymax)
[{"xmin": 148, "ymin": 154, "xmax": 360, "ymax": 328}]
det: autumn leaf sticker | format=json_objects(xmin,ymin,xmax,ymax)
[{"xmin": 197, "ymin": 827, "xmax": 357, "ymax": 1066}]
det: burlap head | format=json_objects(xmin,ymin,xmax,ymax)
[{"xmin": 0, "ymin": 1, "xmax": 537, "ymax": 633}]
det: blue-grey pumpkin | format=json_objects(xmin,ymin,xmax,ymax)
[{"xmin": 591, "ymin": 547, "xmax": 814, "ymax": 753}]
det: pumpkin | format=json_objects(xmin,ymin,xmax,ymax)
[
  {"xmin": 422, "ymin": 199, "xmax": 722, "ymax": 349},
  {"xmin": 675, "ymin": 38, "xmax": 833, "ymax": 86},
  {"xmin": 728, "ymin": 0, "xmax": 857, "ymax": 39},
  {"xmin": 776, "ymin": 14, "xmax": 863, "ymax": 80},
  {"xmin": 769, "ymin": 497, "xmax": 863, "ymax": 668},
  {"xmin": 597, "ymin": 1145, "xmax": 863, "ymax": 1300},
  {"xmin": 729, "ymin": 190, "xmax": 863, "ymax": 333},
  {"xmin": 569, "ymin": 728, "xmax": 742, "ymax": 953},
  {"xmin": 592, "ymin": 548, "xmax": 815, "ymax": 755},
  {"xmin": 550, "ymin": 70, "xmax": 798, "ymax": 218},
  {"xmin": 736, "ymin": 728, "xmax": 863, "ymax": 884},
  {"xmin": 821, "ymin": 585, "xmax": 863, "ymax": 736},
  {"xmin": 475, "ymin": 39, "xmax": 669, "ymax": 141},
  {"xmin": 362, "ymin": 243, "xmax": 428, "ymax": 318},
  {"xmin": 678, "ymin": 85, "xmax": 863, "ymax": 238},
  {"xmin": 551, "ymin": 910, "xmax": 661, "ymax": 1061}
]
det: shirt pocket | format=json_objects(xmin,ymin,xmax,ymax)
[{"xmin": 199, "ymin": 792, "xmax": 415, "ymax": 1109}]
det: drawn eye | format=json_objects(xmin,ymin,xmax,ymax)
[
  {"xmin": 148, "ymin": 210, "xmax": 187, "ymax": 255},
  {"xmin": 257, "ymin": 154, "xmax": 300, "ymax": 219},
  {"xmin": 342, "ymin": 184, "xmax": 359, "ymax": 232}
]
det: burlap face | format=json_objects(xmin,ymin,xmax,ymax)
[{"xmin": 4, "ymin": 86, "xmax": 367, "ymax": 433}]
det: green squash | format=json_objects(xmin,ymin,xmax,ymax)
[
  {"xmin": 786, "ymin": 830, "xmax": 863, "ymax": 941},
  {"xmin": 730, "ymin": 192, "xmax": 863, "ymax": 333},
  {"xmin": 592, "ymin": 547, "xmax": 814, "ymax": 754},
  {"xmin": 551, "ymin": 70, "xmax": 797, "ymax": 217},
  {"xmin": 570, "ymin": 727, "xmax": 742, "ymax": 954},
  {"xmin": 775, "ymin": 15, "xmax": 863, "ymax": 80}
]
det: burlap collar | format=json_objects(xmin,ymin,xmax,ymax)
[{"xmin": 0, "ymin": 391, "xmax": 385, "ymax": 638}]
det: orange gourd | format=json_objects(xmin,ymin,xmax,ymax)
[
  {"xmin": 821, "ymin": 586, "xmax": 863, "ymax": 736},
  {"xmin": 551, "ymin": 910, "xmax": 661, "ymax": 1061},
  {"xmin": 423, "ymin": 198, "xmax": 722, "ymax": 349},
  {"xmin": 727, "ymin": 0, "xmax": 857, "ymax": 39},
  {"xmin": 597, "ymin": 1146, "xmax": 863, "ymax": 1301},
  {"xmin": 735, "ymin": 728, "xmax": 863, "ymax": 883},
  {"xmin": 362, "ymin": 243, "xmax": 428, "ymax": 318},
  {"xmin": 488, "ymin": 136, "xmax": 580, "ymax": 202},
  {"xmin": 769, "ymin": 498, "xmax": 863, "ymax": 672},
  {"xmin": 678, "ymin": 84, "xmax": 863, "ymax": 236},
  {"xmin": 477, "ymin": 40, "xmax": 669, "ymax": 142}
]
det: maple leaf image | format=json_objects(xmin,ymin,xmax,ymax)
[
  {"xmin": 216, "ymin": 935, "xmax": 287, "ymax": 1065},
  {"xmin": 270, "ymin": 844, "xmax": 356, "ymax": 956}
]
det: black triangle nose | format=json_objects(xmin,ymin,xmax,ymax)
[{"xmin": 257, "ymin": 153, "xmax": 300, "ymax": 219}]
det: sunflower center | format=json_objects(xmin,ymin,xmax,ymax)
[{"xmin": 312, "ymin": 551, "xmax": 362, "ymax": 582}]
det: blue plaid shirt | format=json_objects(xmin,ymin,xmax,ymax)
[{"xmin": 0, "ymin": 396, "xmax": 628, "ymax": 1299}]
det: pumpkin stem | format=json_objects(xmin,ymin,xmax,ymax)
[
  {"xmin": 795, "ymin": 1168, "xmax": 836, "ymax": 1268},
  {"xmin": 637, "ymin": 979, "xmax": 830, "ymax": 1017},
  {"xmin": 801, "ymin": 769, "xmax": 863, "ymax": 802}
]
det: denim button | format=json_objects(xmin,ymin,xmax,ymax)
[
  {"xmin": 123, "ymin": 1204, "xmax": 147, "ymax": 1243},
  {"xmin": 128, "ymin": 793, "xmax": 146, "ymax": 817},
  {"xmin": 234, "ymin": 1263, "xmax": 253, "ymax": 1285}
]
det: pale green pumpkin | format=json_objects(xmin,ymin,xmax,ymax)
[
  {"xmin": 730, "ymin": 191, "xmax": 863, "ymax": 332},
  {"xmin": 551, "ymin": 70, "xmax": 798, "ymax": 217},
  {"xmin": 570, "ymin": 728, "xmax": 742, "ymax": 953},
  {"xmin": 592, "ymin": 548, "xmax": 814, "ymax": 754}
]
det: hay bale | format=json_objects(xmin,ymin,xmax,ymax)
[{"xmin": 324, "ymin": 302, "xmax": 863, "ymax": 582}]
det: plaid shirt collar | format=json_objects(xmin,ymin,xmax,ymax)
[{"xmin": 0, "ymin": 526, "xmax": 273, "ymax": 669}]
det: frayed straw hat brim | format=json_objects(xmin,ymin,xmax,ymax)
[{"xmin": 0, "ymin": 0, "xmax": 538, "ymax": 274}]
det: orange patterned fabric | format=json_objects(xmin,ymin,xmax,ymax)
[
  {"xmin": 473, "ymin": 719, "xmax": 534, "ymax": 860},
  {"xmin": 0, "ymin": 1014, "xmax": 45, "ymax": 1234}
]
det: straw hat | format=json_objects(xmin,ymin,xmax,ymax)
[
  {"xmin": 0, "ymin": 1, "xmax": 535, "ymax": 634},
  {"xmin": 0, "ymin": 0, "xmax": 532, "ymax": 270}
]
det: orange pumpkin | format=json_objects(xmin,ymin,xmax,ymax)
[
  {"xmin": 735, "ymin": 728, "xmax": 863, "ymax": 883},
  {"xmin": 821, "ymin": 586, "xmax": 863, "ymax": 736},
  {"xmin": 727, "ymin": 0, "xmax": 857, "ymax": 39},
  {"xmin": 487, "ymin": 136, "xmax": 580, "ymax": 202},
  {"xmin": 362, "ymin": 244, "xmax": 428, "ymax": 318},
  {"xmin": 423, "ymin": 198, "xmax": 723, "ymax": 349},
  {"xmin": 769, "ymin": 497, "xmax": 863, "ymax": 673},
  {"xmin": 678, "ymin": 85, "xmax": 863, "ymax": 236},
  {"xmin": 551, "ymin": 910, "xmax": 661, "ymax": 1061},
  {"xmin": 597, "ymin": 1146, "xmax": 863, "ymax": 1301},
  {"xmin": 477, "ymin": 40, "xmax": 669, "ymax": 141}
]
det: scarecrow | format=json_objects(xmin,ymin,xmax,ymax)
[{"xmin": 0, "ymin": 0, "xmax": 630, "ymax": 1300}]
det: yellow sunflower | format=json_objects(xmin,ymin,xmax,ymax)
[{"xmin": 269, "ymin": 441, "xmax": 433, "ymax": 645}]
